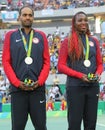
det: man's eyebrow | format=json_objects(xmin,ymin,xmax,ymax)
[{"xmin": 22, "ymin": 13, "xmax": 33, "ymax": 15}]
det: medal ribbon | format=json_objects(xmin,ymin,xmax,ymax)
[
  {"xmin": 84, "ymin": 35, "xmax": 90, "ymax": 60},
  {"xmin": 20, "ymin": 29, "xmax": 34, "ymax": 57}
]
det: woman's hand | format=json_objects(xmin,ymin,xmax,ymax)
[{"xmin": 81, "ymin": 74, "xmax": 90, "ymax": 82}]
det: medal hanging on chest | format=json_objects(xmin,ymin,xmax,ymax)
[
  {"xmin": 20, "ymin": 29, "xmax": 34, "ymax": 65},
  {"xmin": 84, "ymin": 59, "xmax": 91, "ymax": 67},
  {"xmin": 25, "ymin": 56, "xmax": 33, "ymax": 65},
  {"xmin": 83, "ymin": 35, "xmax": 91, "ymax": 67}
]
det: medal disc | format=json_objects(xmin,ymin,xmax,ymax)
[
  {"xmin": 84, "ymin": 60, "xmax": 91, "ymax": 67},
  {"xmin": 25, "ymin": 57, "xmax": 33, "ymax": 65}
]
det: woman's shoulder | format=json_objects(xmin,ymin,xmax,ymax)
[
  {"xmin": 62, "ymin": 37, "xmax": 69, "ymax": 45},
  {"xmin": 89, "ymin": 35, "xmax": 99, "ymax": 42}
]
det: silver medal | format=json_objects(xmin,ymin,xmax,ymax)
[
  {"xmin": 84, "ymin": 60, "xmax": 91, "ymax": 67},
  {"xmin": 25, "ymin": 57, "xmax": 33, "ymax": 65}
]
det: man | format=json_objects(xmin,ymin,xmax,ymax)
[{"xmin": 2, "ymin": 5, "xmax": 50, "ymax": 130}]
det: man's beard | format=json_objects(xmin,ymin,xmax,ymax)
[
  {"xmin": 22, "ymin": 22, "xmax": 32, "ymax": 28},
  {"xmin": 24, "ymin": 24, "xmax": 32, "ymax": 28}
]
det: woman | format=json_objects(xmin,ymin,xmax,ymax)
[{"xmin": 58, "ymin": 11, "xmax": 103, "ymax": 130}]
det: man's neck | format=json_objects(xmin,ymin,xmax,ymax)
[{"xmin": 21, "ymin": 27, "xmax": 32, "ymax": 35}]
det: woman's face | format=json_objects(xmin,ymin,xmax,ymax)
[{"xmin": 74, "ymin": 13, "xmax": 88, "ymax": 34}]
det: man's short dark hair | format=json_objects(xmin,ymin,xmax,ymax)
[{"xmin": 19, "ymin": 5, "xmax": 34, "ymax": 16}]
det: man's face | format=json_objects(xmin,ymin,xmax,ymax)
[
  {"xmin": 19, "ymin": 7, "xmax": 34, "ymax": 28},
  {"xmin": 75, "ymin": 13, "xmax": 88, "ymax": 33}
]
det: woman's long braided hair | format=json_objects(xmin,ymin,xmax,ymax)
[{"xmin": 68, "ymin": 11, "xmax": 91, "ymax": 63}]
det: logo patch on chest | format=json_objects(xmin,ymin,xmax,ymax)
[
  {"xmin": 16, "ymin": 39, "xmax": 22, "ymax": 42},
  {"xmin": 33, "ymin": 37, "xmax": 39, "ymax": 44},
  {"xmin": 89, "ymin": 41, "xmax": 94, "ymax": 47}
]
